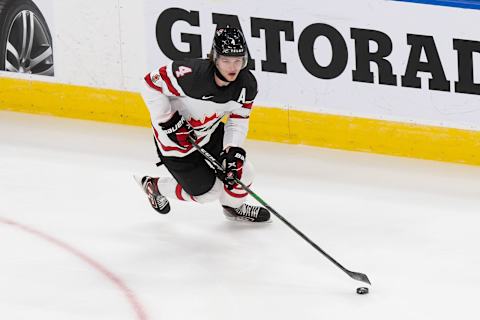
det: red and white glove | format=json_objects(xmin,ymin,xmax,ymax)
[
  {"xmin": 160, "ymin": 111, "xmax": 196, "ymax": 149},
  {"xmin": 219, "ymin": 147, "xmax": 246, "ymax": 190}
]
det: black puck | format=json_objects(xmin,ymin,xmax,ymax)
[{"xmin": 356, "ymin": 287, "xmax": 369, "ymax": 295}]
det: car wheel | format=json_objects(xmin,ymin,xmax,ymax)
[{"xmin": 0, "ymin": 0, "xmax": 54, "ymax": 76}]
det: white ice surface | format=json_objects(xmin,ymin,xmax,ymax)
[{"xmin": 1, "ymin": 111, "xmax": 480, "ymax": 320}]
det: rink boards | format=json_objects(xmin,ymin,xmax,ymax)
[{"xmin": 1, "ymin": 0, "xmax": 480, "ymax": 165}]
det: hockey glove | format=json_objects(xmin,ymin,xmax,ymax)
[
  {"xmin": 160, "ymin": 111, "xmax": 196, "ymax": 149},
  {"xmin": 219, "ymin": 147, "xmax": 246, "ymax": 190}
]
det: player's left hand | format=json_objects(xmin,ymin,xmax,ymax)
[
  {"xmin": 160, "ymin": 111, "xmax": 196, "ymax": 150},
  {"xmin": 219, "ymin": 147, "xmax": 246, "ymax": 190}
]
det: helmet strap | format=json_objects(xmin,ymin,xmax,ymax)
[{"xmin": 214, "ymin": 65, "xmax": 232, "ymax": 83}]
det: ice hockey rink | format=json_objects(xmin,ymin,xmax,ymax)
[{"xmin": 1, "ymin": 110, "xmax": 480, "ymax": 320}]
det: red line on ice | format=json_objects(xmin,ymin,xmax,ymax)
[{"xmin": 0, "ymin": 216, "xmax": 148, "ymax": 320}]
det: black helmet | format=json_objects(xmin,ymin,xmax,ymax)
[{"xmin": 211, "ymin": 27, "xmax": 248, "ymax": 68}]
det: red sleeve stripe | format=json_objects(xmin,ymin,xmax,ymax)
[
  {"xmin": 230, "ymin": 114, "xmax": 250, "ymax": 119},
  {"xmin": 242, "ymin": 103, "xmax": 253, "ymax": 109},
  {"xmin": 144, "ymin": 74, "xmax": 163, "ymax": 93},
  {"xmin": 159, "ymin": 66, "xmax": 180, "ymax": 96}
]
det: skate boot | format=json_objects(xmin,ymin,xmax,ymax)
[
  {"xmin": 135, "ymin": 176, "xmax": 170, "ymax": 214},
  {"xmin": 222, "ymin": 204, "xmax": 270, "ymax": 222}
]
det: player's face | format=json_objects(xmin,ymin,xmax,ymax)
[{"xmin": 216, "ymin": 55, "xmax": 244, "ymax": 81}]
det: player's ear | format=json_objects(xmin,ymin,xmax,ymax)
[{"xmin": 241, "ymin": 55, "xmax": 248, "ymax": 69}]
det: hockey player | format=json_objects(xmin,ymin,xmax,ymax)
[{"xmin": 137, "ymin": 27, "xmax": 270, "ymax": 223}]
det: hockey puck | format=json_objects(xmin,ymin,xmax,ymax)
[{"xmin": 356, "ymin": 287, "xmax": 369, "ymax": 295}]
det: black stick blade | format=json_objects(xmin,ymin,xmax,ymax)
[{"xmin": 348, "ymin": 271, "xmax": 371, "ymax": 285}]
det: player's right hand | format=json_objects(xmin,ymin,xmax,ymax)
[{"xmin": 160, "ymin": 111, "xmax": 197, "ymax": 149}]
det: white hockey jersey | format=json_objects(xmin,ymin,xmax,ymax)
[{"xmin": 142, "ymin": 59, "xmax": 258, "ymax": 157}]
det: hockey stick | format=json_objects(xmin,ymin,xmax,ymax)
[{"xmin": 188, "ymin": 137, "xmax": 371, "ymax": 285}]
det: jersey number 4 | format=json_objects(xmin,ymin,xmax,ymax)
[{"xmin": 175, "ymin": 66, "xmax": 192, "ymax": 78}]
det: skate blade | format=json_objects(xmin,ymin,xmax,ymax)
[{"xmin": 223, "ymin": 212, "xmax": 272, "ymax": 224}]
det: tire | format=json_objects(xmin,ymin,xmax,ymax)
[{"xmin": 0, "ymin": 0, "xmax": 54, "ymax": 75}]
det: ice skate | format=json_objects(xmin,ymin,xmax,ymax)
[
  {"xmin": 222, "ymin": 204, "xmax": 270, "ymax": 222},
  {"xmin": 134, "ymin": 175, "xmax": 170, "ymax": 214}
]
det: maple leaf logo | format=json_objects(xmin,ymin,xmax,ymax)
[{"xmin": 188, "ymin": 114, "xmax": 219, "ymax": 128}]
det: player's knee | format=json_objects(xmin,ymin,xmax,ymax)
[
  {"xmin": 189, "ymin": 160, "xmax": 255, "ymax": 204},
  {"xmin": 194, "ymin": 179, "xmax": 223, "ymax": 203},
  {"xmin": 219, "ymin": 160, "xmax": 255, "ymax": 207},
  {"xmin": 240, "ymin": 160, "xmax": 255, "ymax": 185}
]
